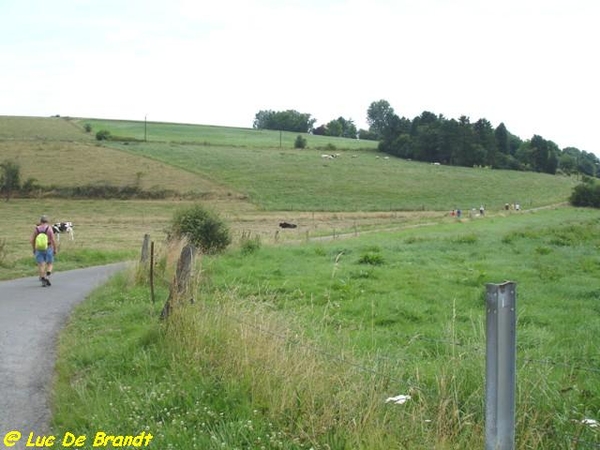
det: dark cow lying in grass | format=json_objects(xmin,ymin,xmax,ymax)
[
  {"xmin": 279, "ymin": 222, "xmax": 297, "ymax": 229},
  {"xmin": 52, "ymin": 222, "xmax": 74, "ymax": 241}
]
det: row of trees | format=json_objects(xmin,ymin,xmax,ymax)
[
  {"xmin": 370, "ymin": 100, "xmax": 598, "ymax": 176},
  {"xmin": 253, "ymin": 109, "xmax": 364, "ymax": 139},
  {"xmin": 253, "ymin": 101, "xmax": 599, "ymax": 177}
]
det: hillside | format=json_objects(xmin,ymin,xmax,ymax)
[{"xmin": 0, "ymin": 116, "xmax": 579, "ymax": 211}]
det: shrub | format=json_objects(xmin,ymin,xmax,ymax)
[
  {"xmin": 358, "ymin": 252, "xmax": 385, "ymax": 265},
  {"xmin": 0, "ymin": 160, "xmax": 21, "ymax": 201},
  {"xmin": 294, "ymin": 135, "xmax": 307, "ymax": 149},
  {"xmin": 95, "ymin": 130, "xmax": 111, "ymax": 141},
  {"xmin": 570, "ymin": 182, "xmax": 600, "ymax": 208},
  {"xmin": 240, "ymin": 232, "xmax": 261, "ymax": 255},
  {"xmin": 170, "ymin": 204, "xmax": 231, "ymax": 254},
  {"xmin": 21, "ymin": 177, "xmax": 40, "ymax": 193},
  {"xmin": 84, "ymin": 123, "xmax": 92, "ymax": 133}
]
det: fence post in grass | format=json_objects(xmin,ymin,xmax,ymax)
[
  {"xmin": 485, "ymin": 282, "xmax": 517, "ymax": 450},
  {"xmin": 160, "ymin": 244, "xmax": 196, "ymax": 320},
  {"xmin": 150, "ymin": 241, "xmax": 155, "ymax": 304},
  {"xmin": 140, "ymin": 233, "xmax": 150, "ymax": 262}
]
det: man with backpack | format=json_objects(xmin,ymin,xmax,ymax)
[{"xmin": 30, "ymin": 215, "xmax": 57, "ymax": 287}]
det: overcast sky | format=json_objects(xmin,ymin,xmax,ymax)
[{"xmin": 1, "ymin": 0, "xmax": 598, "ymax": 155}]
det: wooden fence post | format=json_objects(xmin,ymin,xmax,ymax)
[
  {"xmin": 140, "ymin": 234, "xmax": 150, "ymax": 262},
  {"xmin": 160, "ymin": 244, "xmax": 196, "ymax": 320}
]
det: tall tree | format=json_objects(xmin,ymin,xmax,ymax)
[
  {"xmin": 454, "ymin": 116, "xmax": 475, "ymax": 166},
  {"xmin": 325, "ymin": 117, "xmax": 357, "ymax": 138},
  {"xmin": 438, "ymin": 119, "xmax": 461, "ymax": 165},
  {"xmin": 253, "ymin": 109, "xmax": 316, "ymax": 133},
  {"xmin": 367, "ymin": 99, "xmax": 396, "ymax": 139},
  {"xmin": 473, "ymin": 119, "xmax": 495, "ymax": 166},
  {"xmin": 495, "ymin": 122, "xmax": 510, "ymax": 155}
]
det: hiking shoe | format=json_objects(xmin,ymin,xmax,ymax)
[
  {"xmin": 41, "ymin": 277, "xmax": 48, "ymax": 287},
  {"xmin": 45, "ymin": 277, "xmax": 51, "ymax": 287}
]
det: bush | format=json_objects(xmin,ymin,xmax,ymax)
[
  {"xmin": 240, "ymin": 233, "xmax": 261, "ymax": 255},
  {"xmin": 570, "ymin": 182, "xmax": 600, "ymax": 207},
  {"xmin": 21, "ymin": 177, "xmax": 41, "ymax": 194},
  {"xmin": 358, "ymin": 252, "xmax": 385, "ymax": 266},
  {"xmin": 95, "ymin": 130, "xmax": 111, "ymax": 141},
  {"xmin": 84, "ymin": 123, "xmax": 92, "ymax": 133},
  {"xmin": 294, "ymin": 135, "xmax": 307, "ymax": 149},
  {"xmin": 170, "ymin": 204, "xmax": 231, "ymax": 254}
]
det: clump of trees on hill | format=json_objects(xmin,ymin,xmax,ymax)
[
  {"xmin": 366, "ymin": 99, "xmax": 600, "ymax": 177},
  {"xmin": 313, "ymin": 117, "xmax": 357, "ymax": 139},
  {"xmin": 253, "ymin": 110, "xmax": 316, "ymax": 133},
  {"xmin": 254, "ymin": 100, "xmax": 600, "ymax": 178},
  {"xmin": 371, "ymin": 100, "xmax": 597, "ymax": 176}
]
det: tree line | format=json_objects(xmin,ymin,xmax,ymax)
[{"xmin": 253, "ymin": 100, "xmax": 599, "ymax": 177}]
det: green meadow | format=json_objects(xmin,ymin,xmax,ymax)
[
  {"xmin": 109, "ymin": 140, "xmax": 576, "ymax": 211},
  {"xmin": 80, "ymin": 118, "xmax": 379, "ymax": 150},
  {"xmin": 52, "ymin": 207, "xmax": 600, "ymax": 449},
  {"xmin": 1, "ymin": 116, "xmax": 598, "ymax": 448}
]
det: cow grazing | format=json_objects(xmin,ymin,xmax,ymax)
[
  {"xmin": 279, "ymin": 222, "xmax": 297, "ymax": 229},
  {"xmin": 52, "ymin": 222, "xmax": 74, "ymax": 241}
]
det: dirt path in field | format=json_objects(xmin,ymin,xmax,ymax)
[{"xmin": 0, "ymin": 263, "xmax": 127, "ymax": 449}]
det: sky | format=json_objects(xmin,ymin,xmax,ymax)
[{"xmin": 1, "ymin": 0, "xmax": 599, "ymax": 155}]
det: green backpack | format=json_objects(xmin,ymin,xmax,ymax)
[{"xmin": 35, "ymin": 226, "xmax": 49, "ymax": 251}]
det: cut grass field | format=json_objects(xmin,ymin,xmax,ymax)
[
  {"xmin": 2, "ymin": 116, "xmax": 598, "ymax": 448},
  {"xmin": 1, "ymin": 116, "xmax": 578, "ymax": 212},
  {"xmin": 0, "ymin": 141, "xmax": 229, "ymax": 195},
  {"xmin": 0, "ymin": 115, "xmax": 90, "ymax": 141},
  {"xmin": 110, "ymin": 140, "xmax": 577, "ymax": 211},
  {"xmin": 77, "ymin": 118, "xmax": 379, "ymax": 150}
]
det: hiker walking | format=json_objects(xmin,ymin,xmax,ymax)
[{"xmin": 30, "ymin": 215, "xmax": 57, "ymax": 287}]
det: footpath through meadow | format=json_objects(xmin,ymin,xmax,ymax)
[{"xmin": 0, "ymin": 263, "xmax": 127, "ymax": 449}]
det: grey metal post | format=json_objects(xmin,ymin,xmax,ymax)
[{"xmin": 485, "ymin": 282, "xmax": 517, "ymax": 450}]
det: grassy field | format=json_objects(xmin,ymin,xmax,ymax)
[
  {"xmin": 0, "ymin": 115, "xmax": 90, "ymax": 141},
  {"xmin": 1, "ymin": 116, "xmax": 579, "ymax": 212},
  {"xmin": 2, "ymin": 116, "xmax": 598, "ymax": 448},
  {"xmin": 77, "ymin": 118, "xmax": 380, "ymax": 150},
  {"xmin": 51, "ymin": 206, "xmax": 600, "ymax": 449},
  {"xmin": 109, "ymin": 140, "xmax": 577, "ymax": 211},
  {"xmin": 0, "ymin": 141, "xmax": 228, "ymax": 194}
]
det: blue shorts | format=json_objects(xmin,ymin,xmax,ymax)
[{"xmin": 34, "ymin": 248, "xmax": 54, "ymax": 264}]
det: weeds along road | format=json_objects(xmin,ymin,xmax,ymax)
[{"xmin": 0, "ymin": 263, "xmax": 127, "ymax": 447}]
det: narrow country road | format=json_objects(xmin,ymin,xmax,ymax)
[{"xmin": 0, "ymin": 263, "xmax": 127, "ymax": 449}]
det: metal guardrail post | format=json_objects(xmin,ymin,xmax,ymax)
[{"xmin": 485, "ymin": 282, "xmax": 517, "ymax": 450}]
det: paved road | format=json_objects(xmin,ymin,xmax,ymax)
[{"xmin": 0, "ymin": 263, "xmax": 127, "ymax": 448}]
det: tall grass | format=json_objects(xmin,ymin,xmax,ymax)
[{"xmin": 52, "ymin": 207, "xmax": 600, "ymax": 448}]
